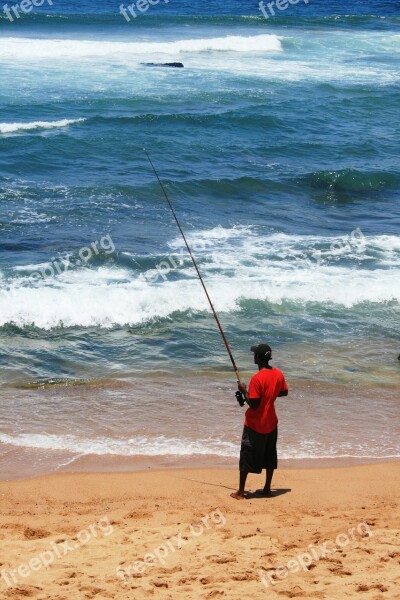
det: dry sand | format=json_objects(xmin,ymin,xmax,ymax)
[{"xmin": 0, "ymin": 463, "xmax": 399, "ymax": 599}]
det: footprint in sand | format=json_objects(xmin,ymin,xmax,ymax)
[
  {"xmin": 212, "ymin": 556, "xmax": 236, "ymax": 564},
  {"xmin": 4, "ymin": 585, "xmax": 42, "ymax": 598},
  {"xmin": 161, "ymin": 565, "xmax": 182, "ymax": 574},
  {"xmin": 23, "ymin": 527, "xmax": 51, "ymax": 539},
  {"xmin": 152, "ymin": 579, "xmax": 169, "ymax": 588},
  {"xmin": 231, "ymin": 572, "xmax": 256, "ymax": 581},
  {"xmin": 78, "ymin": 585, "xmax": 103, "ymax": 598},
  {"xmin": 279, "ymin": 586, "xmax": 306, "ymax": 598}
]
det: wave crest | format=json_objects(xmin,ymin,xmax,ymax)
[
  {"xmin": 0, "ymin": 118, "xmax": 85, "ymax": 134},
  {"xmin": 0, "ymin": 34, "xmax": 282, "ymax": 61},
  {"xmin": 0, "ymin": 230, "xmax": 399, "ymax": 329}
]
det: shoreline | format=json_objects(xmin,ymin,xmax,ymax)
[
  {"xmin": 1, "ymin": 450, "xmax": 399, "ymax": 482},
  {"xmin": 2, "ymin": 460, "xmax": 399, "ymax": 485},
  {"xmin": 0, "ymin": 463, "xmax": 399, "ymax": 599},
  {"xmin": 2, "ymin": 376, "xmax": 398, "ymax": 482},
  {"xmin": 1, "ymin": 456, "xmax": 399, "ymax": 482}
]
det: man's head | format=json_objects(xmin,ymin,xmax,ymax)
[{"xmin": 251, "ymin": 343, "xmax": 272, "ymax": 368}]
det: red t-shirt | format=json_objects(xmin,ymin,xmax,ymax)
[{"xmin": 244, "ymin": 367, "xmax": 288, "ymax": 434}]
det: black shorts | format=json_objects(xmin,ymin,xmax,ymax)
[{"xmin": 239, "ymin": 425, "xmax": 278, "ymax": 473}]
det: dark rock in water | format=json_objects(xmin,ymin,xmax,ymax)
[{"xmin": 142, "ymin": 62, "xmax": 184, "ymax": 68}]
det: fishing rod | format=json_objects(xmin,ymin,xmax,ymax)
[{"xmin": 144, "ymin": 149, "xmax": 243, "ymax": 387}]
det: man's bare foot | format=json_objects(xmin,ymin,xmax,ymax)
[
  {"xmin": 230, "ymin": 491, "xmax": 246, "ymax": 500},
  {"xmin": 255, "ymin": 488, "xmax": 272, "ymax": 497}
]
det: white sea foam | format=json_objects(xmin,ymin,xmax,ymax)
[
  {"xmin": 0, "ymin": 232, "xmax": 399, "ymax": 329},
  {"xmin": 0, "ymin": 433, "xmax": 398, "ymax": 460},
  {"xmin": 0, "ymin": 34, "xmax": 282, "ymax": 61},
  {"xmin": 0, "ymin": 118, "xmax": 85, "ymax": 134},
  {"xmin": 167, "ymin": 225, "xmax": 255, "ymax": 250},
  {"xmin": 0, "ymin": 433, "xmax": 237, "ymax": 457},
  {"xmin": 1, "ymin": 32, "xmax": 397, "ymax": 85}
]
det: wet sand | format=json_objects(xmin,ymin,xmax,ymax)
[{"xmin": 1, "ymin": 376, "xmax": 399, "ymax": 480}]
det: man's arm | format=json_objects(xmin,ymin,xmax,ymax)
[
  {"xmin": 238, "ymin": 382, "xmax": 261, "ymax": 410},
  {"xmin": 278, "ymin": 375, "xmax": 289, "ymax": 397},
  {"xmin": 246, "ymin": 395, "xmax": 261, "ymax": 410}
]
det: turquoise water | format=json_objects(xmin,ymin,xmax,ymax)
[{"xmin": 0, "ymin": 1, "xmax": 399, "ymax": 473}]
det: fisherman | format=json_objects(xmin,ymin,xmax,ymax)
[
  {"xmin": 144, "ymin": 156, "xmax": 289, "ymax": 499},
  {"xmin": 231, "ymin": 344, "xmax": 288, "ymax": 500}
]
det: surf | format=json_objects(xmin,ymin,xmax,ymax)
[
  {"xmin": 0, "ymin": 118, "xmax": 85, "ymax": 134},
  {"xmin": 1, "ymin": 231, "xmax": 399, "ymax": 329},
  {"xmin": 0, "ymin": 34, "xmax": 283, "ymax": 61}
]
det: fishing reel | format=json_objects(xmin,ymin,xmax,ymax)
[{"xmin": 235, "ymin": 390, "xmax": 246, "ymax": 407}]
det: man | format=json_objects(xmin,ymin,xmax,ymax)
[{"xmin": 231, "ymin": 343, "xmax": 288, "ymax": 500}]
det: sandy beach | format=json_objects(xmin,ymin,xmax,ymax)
[{"xmin": 0, "ymin": 462, "xmax": 399, "ymax": 599}]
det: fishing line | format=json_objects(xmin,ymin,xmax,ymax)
[{"xmin": 144, "ymin": 149, "xmax": 243, "ymax": 385}]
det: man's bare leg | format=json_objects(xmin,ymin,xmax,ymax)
[
  {"xmin": 256, "ymin": 468, "xmax": 274, "ymax": 496},
  {"xmin": 230, "ymin": 470, "xmax": 248, "ymax": 500}
]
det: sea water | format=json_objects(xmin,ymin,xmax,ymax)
[{"xmin": 0, "ymin": 0, "xmax": 399, "ymax": 477}]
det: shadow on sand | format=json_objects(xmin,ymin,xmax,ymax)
[
  {"xmin": 171, "ymin": 476, "xmax": 291, "ymax": 499},
  {"xmin": 245, "ymin": 488, "xmax": 291, "ymax": 499}
]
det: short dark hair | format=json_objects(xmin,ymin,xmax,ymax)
[{"xmin": 251, "ymin": 343, "xmax": 272, "ymax": 364}]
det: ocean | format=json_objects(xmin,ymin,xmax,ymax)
[{"xmin": 0, "ymin": 0, "xmax": 399, "ymax": 478}]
